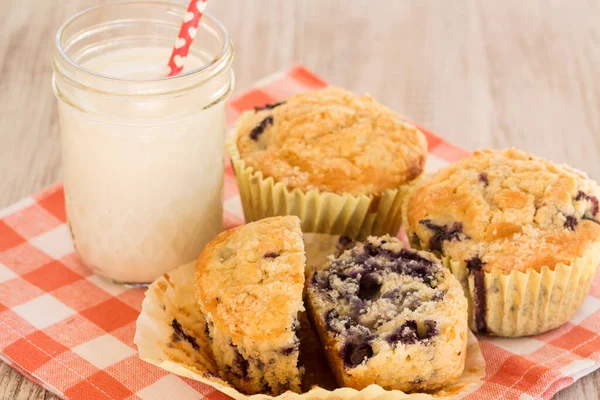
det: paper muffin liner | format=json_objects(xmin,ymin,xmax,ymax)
[
  {"xmin": 438, "ymin": 242, "xmax": 600, "ymax": 337},
  {"xmin": 135, "ymin": 233, "xmax": 485, "ymax": 400},
  {"xmin": 227, "ymin": 141, "xmax": 406, "ymax": 240}
]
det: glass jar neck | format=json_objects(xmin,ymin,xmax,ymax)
[{"xmin": 52, "ymin": 1, "xmax": 234, "ymax": 117}]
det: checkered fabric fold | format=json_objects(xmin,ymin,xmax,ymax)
[{"xmin": 1, "ymin": 66, "xmax": 599, "ymax": 400}]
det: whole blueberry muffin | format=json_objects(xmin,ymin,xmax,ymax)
[
  {"xmin": 403, "ymin": 148, "xmax": 600, "ymax": 337},
  {"xmin": 195, "ymin": 216, "xmax": 305, "ymax": 395},
  {"xmin": 306, "ymin": 235, "xmax": 468, "ymax": 392},
  {"xmin": 228, "ymin": 87, "xmax": 428, "ymax": 239}
]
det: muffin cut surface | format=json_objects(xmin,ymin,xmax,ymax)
[
  {"xmin": 306, "ymin": 235, "xmax": 468, "ymax": 392},
  {"xmin": 195, "ymin": 216, "xmax": 305, "ymax": 395}
]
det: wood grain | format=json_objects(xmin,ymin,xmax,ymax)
[{"xmin": 1, "ymin": 0, "xmax": 599, "ymax": 398}]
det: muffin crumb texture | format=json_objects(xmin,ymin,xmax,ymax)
[
  {"xmin": 405, "ymin": 148, "xmax": 600, "ymax": 273},
  {"xmin": 306, "ymin": 235, "xmax": 468, "ymax": 392},
  {"xmin": 235, "ymin": 87, "xmax": 428, "ymax": 195},
  {"xmin": 194, "ymin": 216, "xmax": 306, "ymax": 395}
]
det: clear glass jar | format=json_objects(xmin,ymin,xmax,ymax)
[{"xmin": 52, "ymin": 1, "xmax": 234, "ymax": 284}]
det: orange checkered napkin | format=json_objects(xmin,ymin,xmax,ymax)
[{"xmin": 1, "ymin": 65, "xmax": 599, "ymax": 400}]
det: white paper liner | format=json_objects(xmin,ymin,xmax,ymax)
[
  {"xmin": 135, "ymin": 234, "xmax": 485, "ymax": 399},
  {"xmin": 228, "ymin": 141, "xmax": 405, "ymax": 240}
]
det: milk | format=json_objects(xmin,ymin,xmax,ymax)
[{"xmin": 58, "ymin": 47, "xmax": 228, "ymax": 283}]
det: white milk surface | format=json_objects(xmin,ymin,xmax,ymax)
[
  {"xmin": 83, "ymin": 47, "xmax": 204, "ymax": 79},
  {"xmin": 60, "ymin": 47, "xmax": 225, "ymax": 283}
]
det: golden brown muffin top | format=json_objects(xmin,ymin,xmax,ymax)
[
  {"xmin": 234, "ymin": 87, "xmax": 428, "ymax": 196},
  {"xmin": 195, "ymin": 216, "xmax": 305, "ymax": 345},
  {"xmin": 404, "ymin": 148, "xmax": 600, "ymax": 273}
]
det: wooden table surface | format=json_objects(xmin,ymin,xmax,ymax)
[{"xmin": 1, "ymin": 0, "xmax": 599, "ymax": 398}]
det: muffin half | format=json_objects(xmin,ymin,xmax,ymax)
[
  {"xmin": 403, "ymin": 148, "xmax": 600, "ymax": 336},
  {"xmin": 306, "ymin": 235, "xmax": 468, "ymax": 392},
  {"xmin": 229, "ymin": 87, "xmax": 428, "ymax": 239},
  {"xmin": 195, "ymin": 216, "xmax": 305, "ymax": 395}
]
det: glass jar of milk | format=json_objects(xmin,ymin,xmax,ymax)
[{"xmin": 52, "ymin": 2, "xmax": 234, "ymax": 284}]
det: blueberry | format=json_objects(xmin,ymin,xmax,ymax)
[
  {"xmin": 386, "ymin": 320, "xmax": 418, "ymax": 345},
  {"xmin": 203, "ymin": 321, "xmax": 211, "ymax": 339},
  {"xmin": 403, "ymin": 261, "xmax": 434, "ymax": 284},
  {"xmin": 357, "ymin": 273, "xmax": 382, "ymax": 300},
  {"xmin": 564, "ymin": 215, "xmax": 578, "ymax": 230},
  {"xmin": 395, "ymin": 249, "xmax": 439, "ymax": 286},
  {"xmin": 360, "ymin": 240, "xmax": 394, "ymax": 260},
  {"xmin": 261, "ymin": 381, "xmax": 273, "ymax": 394},
  {"xmin": 576, "ymin": 191, "xmax": 599, "ymax": 216},
  {"xmin": 171, "ymin": 318, "xmax": 199, "ymax": 350},
  {"xmin": 338, "ymin": 236, "xmax": 354, "ymax": 247},
  {"xmin": 263, "ymin": 251, "xmax": 279, "ymax": 258},
  {"xmin": 419, "ymin": 220, "xmax": 468, "ymax": 253},
  {"xmin": 342, "ymin": 341, "xmax": 373, "ymax": 367},
  {"xmin": 466, "ymin": 256, "xmax": 484, "ymax": 272},
  {"xmin": 466, "ymin": 256, "xmax": 487, "ymax": 333},
  {"xmin": 479, "ymin": 172, "xmax": 489, "ymax": 186},
  {"xmin": 280, "ymin": 343, "xmax": 298, "ymax": 356},
  {"xmin": 397, "ymin": 248, "xmax": 436, "ymax": 265},
  {"xmin": 249, "ymin": 116, "xmax": 273, "ymax": 140},
  {"xmin": 420, "ymin": 320, "xmax": 439, "ymax": 340},
  {"xmin": 230, "ymin": 345, "xmax": 250, "ymax": 379}
]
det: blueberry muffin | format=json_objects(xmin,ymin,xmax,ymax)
[
  {"xmin": 228, "ymin": 87, "xmax": 428, "ymax": 239},
  {"xmin": 306, "ymin": 235, "xmax": 468, "ymax": 392},
  {"xmin": 195, "ymin": 216, "xmax": 305, "ymax": 395},
  {"xmin": 403, "ymin": 148, "xmax": 600, "ymax": 336}
]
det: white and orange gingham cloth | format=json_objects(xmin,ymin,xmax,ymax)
[{"xmin": 1, "ymin": 66, "xmax": 600, "ymax": 400}]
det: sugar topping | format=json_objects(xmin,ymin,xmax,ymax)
[
  {"xmin": 405, "ymin": 148, "xmax": 600, "ymax": 272},
  {"xmin": 235, "ymin": 87, "xmax": 428, "ymax": 195}
]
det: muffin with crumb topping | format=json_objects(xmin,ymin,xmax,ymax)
[
  {"xmin": 195, "ymin": 216, "xmax": 305, "ymax": 395},
  {"xmin": 228, "ymin": 87, "xmax": 428, "ymax": 239},
  {"xmin": 306, "ymin": 235, "xmax": 468, "ymax": 392},
  {"xmin": 403, "ymin": 148, "xmax": 600, "ymax": 337}
]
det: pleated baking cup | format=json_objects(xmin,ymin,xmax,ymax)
[
  {"xmin": 134, "ymin": 234, "xmax": 486, "ymax": 400},
  {"xmin": 441, "ymin": 242, "xmax": 600, "ymax": 337},
  {"xmin": 227, "ymin": 142, "xmax": 406, "ymax": 240}
]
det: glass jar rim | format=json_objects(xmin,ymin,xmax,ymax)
[{"xmin": 53, "ymin": 1, "xmax": 233, "ymax": 96}]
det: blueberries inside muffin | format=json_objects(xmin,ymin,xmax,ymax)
[
  {"xmin": 576, "ymin": 191, "xmax": 599, "ymax": 215},
  {"xmin": 564, "ymin": 215, "xmax": 579, "ymax": 230},
  {"xmin": 249, "ymin": 116, "xmax": 273, "ymax": 140},
  {"xmin": 311, "ymin": 236, "xmax": 446, "ymax": 367},
  {"xmin": 465, "ymin": 256, "xmax": 487, "ymax": 333},
  {"xmin": 418, "ymin": 220, "xmax": 469, "ymax": 253},
  {"xmin": 386, "ymin": 319, "xmax": 438, "ymax": 345},
  {"xmin": 386, "ymin": 320, "xmax": 419, "ymax": 345},
  {"xmin": 171, "ymin": 318, "xmax": 199, "ymax": 350},
  {"xmin": 576, "ymin": 191, "xmax": 600, "ymax": 225},
  {"xmin": 342, "ymin": 340, "xmax": 374, "ymax": 367},
  {"xmin": 229, "ymin": 343, "xmax": 250, "ymax": 379}
]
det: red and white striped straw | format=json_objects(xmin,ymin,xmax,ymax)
[{"xmin": 166, "ymin": 0, "xmax": 209, "ymax": 77}]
